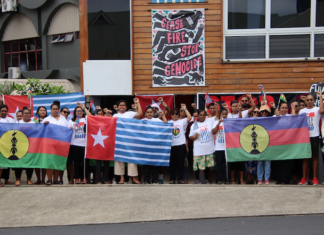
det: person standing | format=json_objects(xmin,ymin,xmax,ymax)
[
  {"xmin": 240, "ymin": 93, "xmax": 256, "ymax": 118},
  {"xmin": 43, "ymin": 101, "xmax": 69, "ymax": 185},
  {"xmin": 113, "ymin": 99, "xmax": 143, "ymax": 184},
  {"xmin": 168, "ymin": 104, "xmax": 192, "ymax": 184},
  {"xmin": 34, "ymin": 106, "xmax": 48, "ymax": 185},
  {"xmin": 142, "ymin": 106, "xmax": 167, "ymax": 184},
  {"xmin": 213, "ymin": 109, "xmax": 229, "ymax": 184},
  {"xmin": 189, "ymin": 110, "xmax": 216, "ymax": 184},
  {"xmin": 14, "ymin": 108, "xmax": 34, "ymax": 186},
  {"xmin": 299, "ymin": 92, "xmax": 324, "ymax": 185}
]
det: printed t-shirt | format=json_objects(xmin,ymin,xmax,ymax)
[
  {"xmin": 68, "ymin": 117, "xmax": 87, "ymax": 147},
  {"xmin": 189, "ymin": 118, "xmax": 215, "ymax": 156},
  {"xmin": 300, "ymin": 107, "xmax": 321, "ymax": 137},
  {"xmin": 213, "ymin": 120, "xmax": 225, "ymax": 151},
  {"xmin": 169, "ymin": 118, "xmax": 188, "ymax": 146},
  {"xmin": 16, "ymin": 120, "xmax": 34, "ymax": 124}
]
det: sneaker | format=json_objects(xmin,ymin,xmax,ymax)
[
  {"xmin": 313, "ymin": 177, "xmax": 319, "ymax": 185},
  {"xmin": 225, "ymin": 181, "xmax": 230, "ymax": 185},
  {"xmin": 289, "ymin": 180, "xmax": 297, "ymax": 185},
  {"xmin": 143, "ymin": 181, "xmax": 149, "ymax": 185},
  {"xmin": 217, "ymin": 181, "xmax": 222, "ymax": 185},
  {"xmin": 205, "ymin": 180, "xmax": 211, "ymax": 184},
  {"xmin": 257, "ymin": 180, "xmax": 263, "ymax": 185},
  {"xmin": 152, "ymin": 182, "xmax": 159, "ymax": 185},
  {"xmin": 158, "ymin": 179, "xmax": 164, "ymax": 184},
  {"xmin": 299, "ymin": 177, "xmax": 307, "ymax": 185},
  {"xmin": 265, "ymin": 180, "xmax": 270, "ymax": 185}
]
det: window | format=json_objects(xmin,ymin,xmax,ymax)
[
  {"xmin": 224, "ymin": 0, "xmax": 324, "ymax": 61},
  {"xmin": 3, "ymin": 38, "xmax": 42, "ymax": 72},
  {"xmin": 51, "ymin": 33, "xmax": 74, "ymax": 43},
  {"xmin": 75, "ymin": 31, "xmax": 80, "ymax": 40}
]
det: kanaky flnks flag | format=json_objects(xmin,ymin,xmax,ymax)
[
  {"xmin": 3, "ymin": 95, "xmax": 33, "ymax": 121},
  {"xmin": 0, "ymin": 123, "xmax": 73, "ymax": 170},
  {"xmin": 114, "ymin": 118, "xmax": 173, "ymax": 166},
  {"xmin": 223, "ymin": 114, "xmax": 311, "ymax": 162},
  {"xmin": 261, "ymin": 86, "xmax": 266, "ymax": 97},
  {"xmin": 33, "ymin": 92, "xmax": 85, "ymax": 116},
  {"xmin": 280, "ymin": 92, "xmax": 287, "ymax": 103}
]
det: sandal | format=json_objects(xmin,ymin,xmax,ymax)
[
  {"xmin": 240, "ymin": 179, "xmax": 246, "ymax": 185},
  {"xmin": 118, "ymin": 180, "xmax": 125, "ymax": 184},
  {"xmin": 27, "ymin": 180, "xmax": 33, "ymax": 185},
  {"xmin": 75, "ymin": 179, "xmax": 81, "ymax": 184},
  {"xmin": 15, "ymin": 180, "xmax": 21, "ymax": 186},
  {"xmin": 45, "ymin": 180, "xmax": 52, "ymax": 186},
  {"xmin": 178, "ymin": 180, "xmax": 185, "ymax": 184},
  {"xmin": 132, "ymin": 180, "xmax": 141, "ymax": 184},
  {"xmin": 230, "ymin": 180, "xmax": 236, "ymax": 185}
]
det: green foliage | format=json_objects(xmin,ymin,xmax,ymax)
[
  {"xmin": 13, "ymin": 78, "xmax": 70, "ymax": 96},
  {"xmin": 0, "ymin": 80, "xmax": 16, "ymax": 95}
]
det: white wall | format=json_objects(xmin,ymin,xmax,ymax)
[{"xmin": 83, "ymin": 60, "xmax": 132, "ymax": 95}]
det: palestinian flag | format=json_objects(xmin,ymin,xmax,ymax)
[
  {"xmin": 223, "ymin": 114, "xmax": 311, "ymax": 162},
  {"xmin": 0, "ymin": 123, "xmax": 73, "ymax": 170}
]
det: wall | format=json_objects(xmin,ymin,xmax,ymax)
[{"xmin": 133, "ymin": 0, "xmax": 324, "ymax": 95}]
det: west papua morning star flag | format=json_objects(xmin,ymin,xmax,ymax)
[
  {"xmin": 135, "ymin": 94, "xmax": 174, "ymax": 115},
  {"xmin": 4, "ymin": 95, "xmax": 33, "ymax": 121},
  {"xmin": 223, "ymin": 114, "xmax": 311, "ymax": 162},
  {"xmin": 114, "ymin": 118, "xmax": 173, "ymax": 166},
  {"xmin": 85, "ymin": 116, "xmax": 173, "ymax": 166},
  {"xmin": 33, "ymin": 92, "xmax": 85, "ymax": 116},
  {"xmin": 86, "ymin": 116, "xmax": 117, "ymax": 161}
]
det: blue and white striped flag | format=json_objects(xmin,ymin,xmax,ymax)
[
  {"xmin": 114, "ymin": 118, "xmax": 173, "ymax": 166},
  {"xmin": 33, "ymin": 92, "xmax": 85, "ymax": 116}
]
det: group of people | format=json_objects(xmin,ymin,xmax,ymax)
[{"xmin": 0, "ymin": 84, "xmax": 323, "ymax": 186}]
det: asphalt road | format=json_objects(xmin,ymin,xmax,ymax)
[{"xmin": 1, "ymin": 215, "xmax": 323, "ymax": 235}]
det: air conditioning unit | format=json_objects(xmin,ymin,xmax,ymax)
[
  {"xmin": 8, "ymin": 67, "xmax": 21, "ymax": 79},
  {"xmin": 2, "ymin": 0, "xmax": 17, "ymax": 13}
]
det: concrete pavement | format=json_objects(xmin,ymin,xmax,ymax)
[{"xmin": 1, "ymin": 184, "xmax": 324, "ymax": 228}]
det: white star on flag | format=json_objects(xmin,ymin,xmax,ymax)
[
  {"xmin": 150, "ymin": 99, "xmax": 162, "ymax": 111},
  {"xmin": 91, "ymin": 129, "xmax": 109, "ymax": 148},
  {"xmin": 9, "ymin": 106, "xmax": 19, "ymax": 122}
]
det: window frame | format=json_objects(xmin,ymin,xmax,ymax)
[
  {"xmin": 3, "ymin": 37, "xmax": 42, "ymax": 72},
  {"xmin": 223, "ymin": 0, "xmax": 324, "ymax": 62}
]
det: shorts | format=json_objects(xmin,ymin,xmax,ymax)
[
  {"xmin": 193, "ymin": 154, "xmax": 215, "ymax": 171},
  {"xmin": 310, "ymin": 137, "xmax": 319, "ymax": 156}
]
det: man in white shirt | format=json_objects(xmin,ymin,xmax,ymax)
[
  {"xmin": 240, "ymin": 93, "xmax": 256, "ymax": 118},
  {"xmin": 299, "ymin": 92, "xmax": 324, "ymax": 185}
]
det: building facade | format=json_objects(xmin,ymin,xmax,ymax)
[{"xmin": 0, "ymin": 0, "xmax": 80, "ymax": 87}]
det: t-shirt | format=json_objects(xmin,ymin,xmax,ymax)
[
  {"xmin": 189, "ymin": 118, "xmax": 215, "ymax": 156},
  {"xmin": 68, "ymin": 118, "xmax": 86, "ymax": 147},
  {"xmin": 143, "ymin": 117, "xmax": 163, "ymax": 122},
  {"xmin": 213, "ymin": 120, "xmax": 225, "ymax": 151},
  {"xmin": 43, "ymin": 115, "xmax": 68, "ymax": 127},
  {"xmin": 0, "ymin": 116, "xmax": 14, "ymax": 123},
  {"xmin": 227, "ymin": 113, "xmax": 239, "ymax": 119},
  {"xmin": 242, "ymin": 110, "xmax": 249, "ymax": 118},
  {"xmin": 16, "ymin": 120, "xmax": 34, "ymax": 124},
  {"xmin": 300, "ymin": 107, "xmax": 321, "ymax": 137},
  {"xmin": 169, "ymin": 118, "xmax": 188, "ymax": 146},
  {"xmin": 113, "ymin": 111, "xmax": 136, "ymax": 119}
]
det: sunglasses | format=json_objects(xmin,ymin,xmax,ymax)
[
  {"xmin": 171, "ymin": 113, "xmax": 179, "ymax": 115},
  {"xmin": 63, "ymin": 111, "xmax": 69, "ymax": 114},
  {"xmin": 253, "ymin": 111, "xmax": 259, "ymax": 114},
  {"xmin": 180, "ymin": 109, "xmax": 184, "ymax": 112},
  {"xmin": 260, "ymin": 111, "xmax": 269, "ymax": 114},
  {"xmin": 307, "ymin": 99, "xmax": 314, "ymax": 101},
  {"xmin": 241, "ymin": 100, "xmax": 249, "ymax": 102}
]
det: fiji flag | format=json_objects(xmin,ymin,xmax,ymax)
[{"xmin": 114, "ymin": 118, "xmax": 173, "ymax": 166}]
